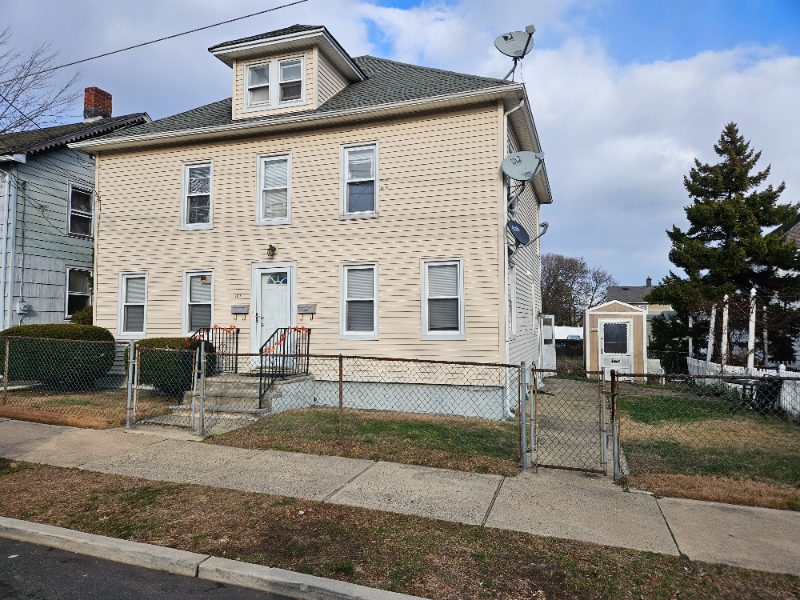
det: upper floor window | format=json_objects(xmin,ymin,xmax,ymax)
[
  {"xmin": 341, "ymin": 142, "xmax": 378, "ymax": 219},
  {"xmin": 257, "ymin": 153, "xmax": 291, "ymax": 225},
  {"xmin": 68, "ymin": 183, "xmax": 93, "ymax": 237},
  {"xmin": 245, "ymin": 56, "xmax": 305, "ymax": 111},
  {"xmin": 181, "ymin": 161, "xmax": 212, "ymax": 230}
]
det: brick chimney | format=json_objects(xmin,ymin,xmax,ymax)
[
  {"xmin": 646, "ymin": 277, "xmax": 652, "ymax": 287},
  {"xmin": 83, "ymin": 87, "xmax": 112, "ymax": 122}
]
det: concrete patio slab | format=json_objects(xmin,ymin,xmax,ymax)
[
  {"xmin": 198, "ymin": 449, "xmax": 374, "ymax": 501},
  {"xmin": 659, "ymin": 498, "xmax": 800, "ymax": 575},
  {"xmin": 0, "ymin": 420, "xmax": 71, "ymax": 457},
  {"xmin": 82, "ymin": 439, "xmax": 260, "ymax": 483},
  {"xmin": 2, "ymin": 428, "xmax": 165, "ymax": 467},
  {"xmin": 485, "ymin": 473, "xmax": 678, "ymax": 555},
  {"xmin": 328, "ymin": 461, "xmax": 502, "ymax": 525}
]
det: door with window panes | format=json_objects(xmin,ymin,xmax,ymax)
[{"xmin": 598, "ymin": 319, "xmax": 632, "ymax": 380}]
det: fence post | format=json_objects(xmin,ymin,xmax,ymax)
[
  {"xmin": 126, "ymin": 340, "xmax": 134, "ymax": 428},
  {"xmin": 706, "ymin": 304, "xmax": 716, "ymax": 366},
  {"xmin": 532, "ymin": 363, "xmax": 539, "ymax": 471},
  {"xmin": 762, "ymin": 305, "xmax": 769, "ymax": 367},
  {"xmin": 198, "ymin": 341, "xmax": 206, "ymax": 436},
  {"xmin": 190, "ymin": 347, "xmax": 200, "ymax": 430},
  {"xmin": 520, "ymin": 362, "xmax": 528, "ymax": 472},
  {"xmin": 2, "ymin": 339, "xmax": 8, "ymax": 406},
  {"xmin": 721, "ymin": 294, "xmax": 730, "ymax": 374},
  {"xmin": 338, "ymin": 354, "xmax": 343, "ymax": 439},
  {"xmin": 598, "ymin": 367, "xmax": 606, "ymax": 476},
  {"xmin": 610, "ymin": 369, "xmax": 619, "ymax": 480},
  {"xmin": 747, "ymin": 288, "xmax": 757, "ymax": 371},
  {"xmin": 132, "ymin": 344, "xmax": 140, "ymax": 423}
]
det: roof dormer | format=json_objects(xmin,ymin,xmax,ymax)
[{"xmin": 209, "ymin": 25, "xmax": 366, "ymax": 121}]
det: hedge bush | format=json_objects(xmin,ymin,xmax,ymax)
[
  {"xmin": 69, "ymin": 305, "xmax": 93, "ymax": 325},
  {"xmin": 131, "ymin": 337, "xmax": 216, "ymax": 399},
  {"xmin": 0, "ymin": 324, "xmax": 116, "ymax": 387}
]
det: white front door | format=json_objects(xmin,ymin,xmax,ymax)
[
  {"xmin": 598, "ymin": 319, "xmax": 633, "ymax": 380},
  {"xmin": 252, "ymin": 263, "xmax": 296, "ymax": 352}
]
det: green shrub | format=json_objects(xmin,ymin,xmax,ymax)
[
  {"xmin": 0, "ymin": 324, "xmax": 115, "ymax": 387},
  {"xmin": 131, "ymin": 337, "xmax": 215, "ymax": 399},
  {"xmin": 69, "ymin": 305, "xmax": 93, "ymax": 325}
]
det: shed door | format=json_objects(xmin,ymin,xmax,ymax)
[{"xmin": 599, "ymin": 319, "xmax": 633, "ymax": 380}]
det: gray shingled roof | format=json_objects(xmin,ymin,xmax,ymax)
[
  {"xmin": 208, "ymin": 25, "xmax": 323, "ymax": 51},
  {"xmin": 0, "ymin": 114, "xmax": 149, "ymax": 156},
  {"xmin": 606, "ymin": 286, "xmax": 654, "ymax": 304},
  {"xmin": 92, "ymin": 56, "xmax": 510, "ymax": 142},
  {"xmin": 773, "ymin": 214, "xmax": 800, "ymax": 247}
]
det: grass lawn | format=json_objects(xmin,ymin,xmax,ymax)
[
  {"xmin": 0, "ymin": 458, "xmax": 797, "ymax": 599},
  {"xmin": 206, "ymin": 407, "xmax": 521, "ymax": 476},
  {"xmin": 619, "ymin": 393, "xmax": 800, "ymax": 509},
  {"xmin": 0, "ymin": 389, "xmax": 176, "ymax": 429}
]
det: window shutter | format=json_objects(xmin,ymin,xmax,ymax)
[{"xmin": 125, "ymin": 277, "xmax": 146, "ymax": 304}]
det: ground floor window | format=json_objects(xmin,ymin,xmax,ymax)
[
  {"xmin": 421, "ymin": 258, "xmax": 465, "ymax": 340},
  {"xmin": 119, "ymin": 272, "xmax": 147, "ymax": 337},
  {"xmin": 340, "ymin": 263, "xmax": 378, "ymax": 340},
  {"xmin": 65, "ymin": 267, "xmax": 92, "ymax": 318},
  {"xmin": 185, "ymin": 271, "xmax": 213, "ymax": 334}
]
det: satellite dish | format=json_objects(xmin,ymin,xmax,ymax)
[
  {"xmin": 494, "ymin": 30, "xmax": 535, "ymax": 58},
  {"xmin": 501, "ymin": 151, "xmax": 543, "ymax": 181},
  {"xmin": 507, "ymin": 219, "xmax": 530, "ymax": 246}
]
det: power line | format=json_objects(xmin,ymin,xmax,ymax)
[{"xmin": 0, "ymin": 0, "xmax": 309, "ymax": 86}]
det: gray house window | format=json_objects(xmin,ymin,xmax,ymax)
[
  {"xmin": 68, "ymin": 184, "xmax": 93, "ymax": 236},
  {"xmin": 66, "ymin": 268, "xmax": 91, "ymax": 318}
]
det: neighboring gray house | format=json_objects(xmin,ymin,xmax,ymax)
[
  {"xmin": 0, "ymin": 88, "xmax": 148, "ymax": 328},
  {"xmin": 606, "ymin": 277, "xmax": 672, "ymax": 343}
]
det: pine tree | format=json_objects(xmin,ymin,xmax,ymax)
[{"xmin": 647, "ymin": 123, "xmax": 800, "ymax": 361}]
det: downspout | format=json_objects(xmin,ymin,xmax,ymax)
[
  {"xmin": 6, "ymin": 173, "xmax": 17, "ymax": 329},
  {"xmin": 502, "ymin": 98, "xmax": 526, "ymax": 364},
  {"xmin": 0, "ymin": 169, "xmax": 13, "ymax": 330}
]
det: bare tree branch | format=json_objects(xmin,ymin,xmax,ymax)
[
  {"xmin": 541, "ymin": 253, "xmax": 617, "ymax": 326},
  {"xmin": 0, "ymin": 28, "xmax": 83, "ymax": 135}
]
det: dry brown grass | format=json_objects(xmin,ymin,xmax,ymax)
[
  {"xmin": 1, "ymin": 460, "xmax": 798, "ymax": 600},
  {"xmin": 0, "ymin": 390, "xmax": 174, "ymax": 430},
  {"xmin": 627, "ymin": 473, "xmax": 800, "ymax": 511}
]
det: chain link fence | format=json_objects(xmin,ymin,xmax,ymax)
[
  {"xmin": 613, "ymin": 371, "xmax": 800, "ymax": 486},
  {"xmin": 0, "ymin": 337, "xmax": 130, "ymax": 428}
]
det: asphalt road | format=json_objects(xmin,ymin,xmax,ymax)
[{"xmin": 0, "ymin": 537, "xmax": 291, "ymax": 599}]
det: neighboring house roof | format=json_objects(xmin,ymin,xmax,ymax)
[
  {"xmin": 606, "ymin": 286, "xmax": 657, "ymax": 304},
  {"xmin": 0, "ymin": 114, "xmax": 150, "ymax": 157},
  {"xmin": 773, "ymin": 213, "xmax": 800, "ymax": 247}
]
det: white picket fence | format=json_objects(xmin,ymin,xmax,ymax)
[{"xmin": 687, "ymin": 357, "xmax": 800, "ymax": 419}]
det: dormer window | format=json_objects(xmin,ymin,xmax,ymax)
[{"xmin": 244, "ymin": 55, "xmax": 305, "ymax": 111}]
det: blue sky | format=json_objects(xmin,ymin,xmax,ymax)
[{"xmin": 3, "ymin": 0, "xmax": 799, "ymax": 285}]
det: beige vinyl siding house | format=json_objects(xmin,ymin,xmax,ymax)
[{"xmin": 73, "ymin": 25, "xmax": 553, "ymax": 366}]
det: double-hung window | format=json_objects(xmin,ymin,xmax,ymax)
[
  {"xmin": 119, "ymin": 272, "xmax": 147, "ymax": 337},
  {"xmin": 181, "ymin": 161, "xmax": 212, "ymax": 230},
  {"xmin": 341, "ymin": 143, "xmax": 378, "ymax": 218},
  {"xmin": 68, "ymin": 183, "xmax": 93, "ymax": 237},
  {"xmin": 341, "ymin": 263, "xmax": 378, "ymax": 340},
  {"xmin": 184, "ymin": 271, "xmax": 213, "ymax": 334},
  {"xmin": 65, "ymin": 267, "xmax": 91, "ymax": 318},
  {"xmin": 257, "ymin": 153, "xmax": 290, "ymax": 225},
  {"xmin": 421, "ymin": 259, "xmax": 465, "ymax": 340},
  {"xmin": 245, "ymin": 56, "xmax": 305, "ymax": 111}
]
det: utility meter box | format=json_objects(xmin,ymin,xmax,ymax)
[{"xmin": 16, "ymin": 302, "xmax": 31, "ymax": 315}]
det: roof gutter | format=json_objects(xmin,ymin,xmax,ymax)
[
  {"xmin": 71, "ymin": 84, "xmax": 528, "ymax": 153},
  {"xmin": 0, "ymin": 154, "xmax": 26, "ymax": 164}
]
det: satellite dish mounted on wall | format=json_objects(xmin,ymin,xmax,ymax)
[
  {"xmin": 502, "ymin": 151, "xmax": 544, "ymax": 182},
  {"xmin": 508, "ymin": 221, "xmax": 549, "ymax": 265},
  {"xmin": 495, "ymin": 25, "xmax": 535, "ymax": 80}
]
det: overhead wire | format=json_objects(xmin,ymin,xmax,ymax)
[{"xmin": 0, "ymin": 0, "xmax": 309, "ymax": 86}]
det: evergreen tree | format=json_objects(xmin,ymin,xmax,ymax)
[{"xmin": 647, "ymin": 123, "xmax": 800, "ymax": 361}]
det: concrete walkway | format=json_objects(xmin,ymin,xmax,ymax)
[{"xmin": 1, "ymin": 418, "xmax": 798, "ymax": 576}]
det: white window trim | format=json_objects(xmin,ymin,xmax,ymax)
[
  {"xmin": 340, "ymin": 141, "xmax": 379, "ymax": 220},
  {"xmin": 421, "ymin": 258, "xmax": 465, "ymax": 341},
  {"xmin": 64, "ymin": 266, "xmax": 92, "ymax": 320},
  {"xmin": 180, "ymin": 160, "xmax": 213, "ymax": 231},
  {"xmin": 66, "ymin": 181, "xmax": 94, "ymax": 238},
  {"xmin": 243, "ymin": 54, "xmax": 306, "ymax": 113},
  {"xmin": 340, "ymin": 262, "xmax": 379, "ymax": 340},
  {"xmin": 118, "ymin": 271, "xmax": 147, "ymax": 339},
  {"xmin": 255, "ymin": 152, "xmax": 291, "ymax": 225},
  {"xmin": 182, "ymin": 269, "xmax": 214, "ymax": 336}
]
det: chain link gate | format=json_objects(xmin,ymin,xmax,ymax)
[{"xmin": 520, "ymin": 365, "xmax": 617, "ymax": 476}]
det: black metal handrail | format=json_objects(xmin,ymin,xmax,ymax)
[
  {"xmin": 259, "ymin": 326, "xmax": 311, "ymax": 408},
  {"xmin": 190, "ymin": 326, "xmax": 240, "ymax": 373}
]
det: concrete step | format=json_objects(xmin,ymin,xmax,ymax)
[
  {"xmin": 182, "ymin": 374, "xmax": 313, "ymax": 404},
  {"xmin": 167, "ymin": 406, "xmax": 267, "ymax": 420}
]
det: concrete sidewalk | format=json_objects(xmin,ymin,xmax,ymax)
[{"xmin": 1, "ymin": 418, "xmax": 798, "ymax": 576}]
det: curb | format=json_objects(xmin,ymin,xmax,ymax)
[{"xmin": 0, "ymin": 517, "xmax": 426, "ymax": 599}]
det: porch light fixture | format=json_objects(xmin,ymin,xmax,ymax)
[{"xmin": 267, "ymin": 244, "xmax": 277, "ymax": 257}]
